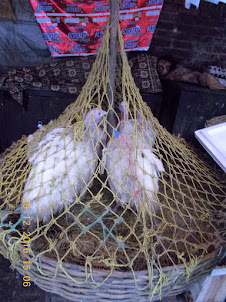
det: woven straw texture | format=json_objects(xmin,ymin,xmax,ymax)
[{"xmin": 0, "ymin": 240, "xmax": 224, "ymax": 302}]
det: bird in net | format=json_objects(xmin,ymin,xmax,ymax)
[
  {"xmin": 101, "ymin": 100, "xmax": 165, "ymax": 221},
  {"xmin": 21, "ymin": 108, "xmax": 107, "ymax": 229}
]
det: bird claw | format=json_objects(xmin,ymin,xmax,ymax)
[{"xmin": 100, "ymin": 148, "xmax": 107, "ymax": 174}]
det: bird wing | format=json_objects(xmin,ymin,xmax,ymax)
[{"xmin": 140, "ymin": 148, "xmax": 165, "ymax": 176}]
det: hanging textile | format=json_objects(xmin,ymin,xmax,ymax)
[
  {"xmin": 29, "ymin": 0, "xmax": 163, "ymax": 56},
  {"xmin": 185, "ymin": 0, "xmax": 226, "ymax": 9},
  {"xmin": 185, "ymin": 0, "xmax": 200, "ymax": 9}
]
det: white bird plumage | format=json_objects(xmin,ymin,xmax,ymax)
[
  {"xmin": 118, "ymin": 101, "xmax": 155, "ymax": 147},
  {"xmin": 21, "ymin": 108, "xmax": 107, "ymax": 226},
  {"xmin": 102, "ymin": 102, "xmax": 164, "ymax": 219}
]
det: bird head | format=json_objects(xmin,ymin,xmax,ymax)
[
  {"xmin": 84, "ymin": 108, "xmax": 107, "ymax": 129},
  {"xmin": 119, "ymin": 101, "xmax": 129, "ymax": 121},
  {"xmin": 137, "ymin": 111, "xmax": 154, "ymax": 128}
]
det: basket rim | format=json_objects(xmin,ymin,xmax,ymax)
[
  {"xmin": 0, "ymin": 227, "xmax": 225, "ymax": 277},
  {"xmin": 11, "ymin": 239, "xmax": 225, "ymax": 278},
  {"xmin": 34, "ymin": 245, "xmax": 225, "ymax": 274},
  {"xmin": 10, "ymin": 240, "xmax": 225, "ymax": 301}
]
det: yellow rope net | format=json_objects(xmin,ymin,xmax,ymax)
[{"xmin": 0, "ymin": 24, "xmax": 225, "ymax": 299}]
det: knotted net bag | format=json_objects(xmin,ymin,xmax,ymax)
[{"xmin": 0, "ymin": 24, "xmax": 225, "ymax": 301}]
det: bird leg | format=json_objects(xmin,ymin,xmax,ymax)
[{"xmin": 100, "ymin": 148, "xmax": 107, "ymax": 175}]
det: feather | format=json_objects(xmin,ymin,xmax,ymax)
[
  {"xmin": 118, "ymin": 101, "xmax": 155, "ymax": 147},
  {"xmin": 21, "ymin": 108, "xmax": 107, "ymax": 226},
  {"xmin": 102, "ymin": 102, "xmax": 164, "ymax": 219},
  {"xmin": 103, "ymin": 134, "xmax": 164, "ymax": 218}
]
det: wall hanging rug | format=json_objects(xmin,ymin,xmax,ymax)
[
  {"xmin": 0, "ymin": 24, "xmax": 225, "ymax": 301},
  {"xmin": 28, "ymin": 0, "xmax": 163, "ymax": 56}
]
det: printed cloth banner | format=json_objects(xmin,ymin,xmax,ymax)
[{"xmin": 29, "ymin": 0, "xmax": 163, "ymax": 56}]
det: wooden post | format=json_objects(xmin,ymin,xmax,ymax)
[{"xmin": 107, "ymin": 0, "xmax": 119, "ymax": 134}]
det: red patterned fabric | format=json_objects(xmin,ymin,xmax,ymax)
[{"xmin": 29, "ymin": 0, "xmax": 163, "ymax": 56}]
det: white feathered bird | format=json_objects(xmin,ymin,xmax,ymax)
[
  {"xmin": 21, "ymin": 108, "xmax": 107, "ymax": 226},
  {"xmin": 102, "ymin": 102, "xmax": 164, "ymax": 219},
  {"xmin": 118, "ymin": 101, "xmax": 155, "ymax": 147}
]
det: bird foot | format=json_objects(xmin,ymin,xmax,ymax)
[{"xmin": 100, "ymin": 148, "xmax": 107, "ymax": 175}]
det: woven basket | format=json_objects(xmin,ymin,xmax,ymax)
[
  {"xmin": 1, "ymin": 21, "xmax": 225, "ymax": 302},
  {"xmin": 0, "ymin": 237, "xmax": 225, "ymax": 302}
]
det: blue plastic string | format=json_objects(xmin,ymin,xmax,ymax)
[
  {"xmin": 114, "ymin": 130, "xmax": 119, "ymax": 138},
  {"xmin": 0, "ymin": 204, "xmax": 126, "ymax": 248},
  {"xmin": 0, "ymin": 207, "xmax": 37, "ymax": 232},
  {"xmin": 75, "ymin": 206, "xmax": 125, "ymax": 248}
]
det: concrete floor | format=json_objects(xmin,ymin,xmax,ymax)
[{"xmin": 0, "ymin": 255, "xmax": 187, "ymax": 302}]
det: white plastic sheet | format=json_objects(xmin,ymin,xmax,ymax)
[{"xmin": 195, "ymin": 123, "xmax": 226, "ymax": 172}]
